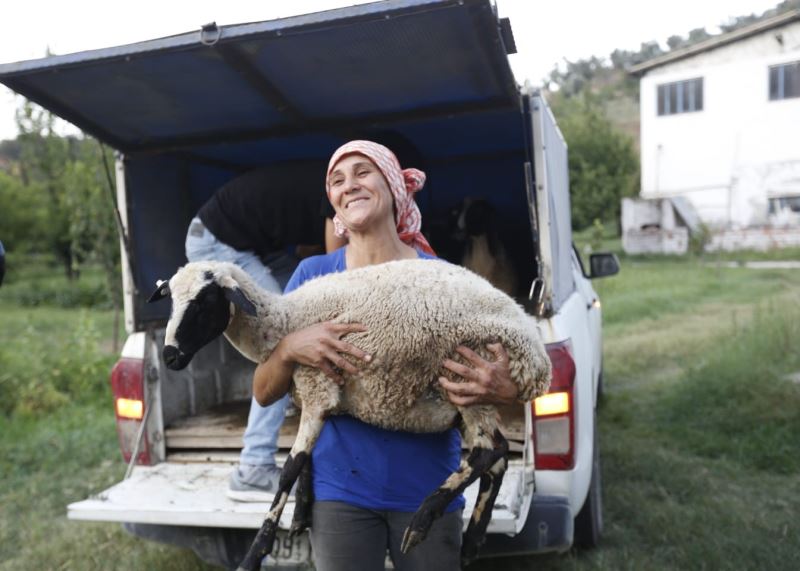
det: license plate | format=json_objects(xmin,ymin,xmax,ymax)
[{"xmin": 262, "ymin": 530, "xmax": 312, "ymax": 567}]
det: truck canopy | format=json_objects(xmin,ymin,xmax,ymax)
[
  {"xmin": 0, "ymin": 0, "xmax": 576, "ymax": 324},
  {"xmin": 0, "ymin": 0, "xmax": 519, "ymax": 154}
]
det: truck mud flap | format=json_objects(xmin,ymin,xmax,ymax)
[{"xmin": 478, "ymin": 494, "xmax": 573, "ymax": 557}]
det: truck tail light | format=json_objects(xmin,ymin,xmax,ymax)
[
  {"xmin": 532, "ymin": 340, "xmax": 576, "ymax": 470},
  {"xmin": 110, "ymin": 357, "xmax": 150, "ymax": 465}
]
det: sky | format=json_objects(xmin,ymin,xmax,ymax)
[{"xmin": 0, "ymin": 0, "xmax": 783, "ymax": 141}]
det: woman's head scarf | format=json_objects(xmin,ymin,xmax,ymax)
[{"xmin": 326, "ymin": 140, "xmax": 435, "ymax": 256}]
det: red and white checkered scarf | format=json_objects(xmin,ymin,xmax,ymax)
[{"xmin": 326, "ymin": 140, "xmax": 435, "ymax": 256}]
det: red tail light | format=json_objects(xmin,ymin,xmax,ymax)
[
  {"xmin": 110, "ymin": 358, "xmax": 151, "ymax": 465},
  {"xmin": 532, "ymin": 340, "xmax": 576, "ymax": 470}
]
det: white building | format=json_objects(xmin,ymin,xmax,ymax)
[{"xmin": 629, "ymin": 10, "xmax": 800, "ymax": 245}]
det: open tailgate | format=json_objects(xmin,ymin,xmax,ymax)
[{"xmin": 68, "ymin": 460, "xmax": 532, "ymax": 534}]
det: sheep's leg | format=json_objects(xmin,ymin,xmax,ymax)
[
  {"xmin": 289, "ymin": 455, "xmax": 313, "ymax": 537},
  {"xmin": 461, "ymin": 430, "xmax": 508, "ymax": 566},
  {"xmin": 237, "ymin": 409, "xmax": 325, "ymax": 571},
  {"xmin": 400, "ymin": 409, "xmax": 504, "ymax": 554}
]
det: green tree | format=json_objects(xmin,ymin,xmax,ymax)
[
  {"xmin": 550, "ymin": 94, "xmax": 640, "ymax": 231},
  {"xmin": 62, "ymin": 142, "xmax": 123, "ymax": 348},
  {"xmin": 7, "ymin": 97, "xmax": 123, "ymax": 346},
  {"xmin": 15, "ymin": 99, "xmax": 78, "ymax": 277},
  {"xmin": 0, "ymin": 170, "xmax": 46, "ymax": 253}
]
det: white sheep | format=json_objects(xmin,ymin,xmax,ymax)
[{"xmin": 149, "ymin": 258, "xmax": 551, "ymax": 570}]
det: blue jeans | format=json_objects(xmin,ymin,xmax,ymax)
[{"xmin": 185, "ymin": 217, "xmax": 294, "ymax": 467}]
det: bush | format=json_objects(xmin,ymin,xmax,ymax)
[
  {"xmin": 0, "ymin": 311, "xmax": 114, "ymax": 417},
  {"xmin": 0, "ymin": 256, "xmax": 113, "ymax": 309},
  {"xmin": 3, "ymin": 278, "xmax": 112, "ymax": 309}
]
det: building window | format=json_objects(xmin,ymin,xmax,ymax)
[
  {"xmin": 768, "ymin": 196, "xmax": 800, "ymax": 215},
  {"xmin": 769, "ymin": 61, "xmax": 800, "ymax": 100},
  {"xmin": 657, "ymin": 78, "xmax": 703, "ymax": 116}
]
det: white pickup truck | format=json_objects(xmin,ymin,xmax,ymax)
[{"xmin": 0, "ymin": 0, "xmax": 618, "ymax": 567}]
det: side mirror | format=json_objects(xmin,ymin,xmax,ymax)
[{"xmin": 589, "ymin": 253, "xmax": 620, "ymax": 279}]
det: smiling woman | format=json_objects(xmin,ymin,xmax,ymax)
[
  {"xmin": 243, "ymin": 139, "xmax": 523, "ymax": 571},
  {"xmin": 324, "ymin": 139, "xmax": 435, "ymax": 260},
  {"xmin": 328, "ymin": 156, "xmax": 395, "ymax": 233}
]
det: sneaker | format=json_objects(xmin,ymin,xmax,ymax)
[{"xmin": 226, "ymin": 463, "xmax": 283, "ymax": 502}]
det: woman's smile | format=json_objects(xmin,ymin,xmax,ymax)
[
  {"xmin": 328, "ymin": 154, "xmax": 394, "ymax": 228},
  {"xmin": 345, "ymin": 196, "xmax": 370, "ymax": 209}
]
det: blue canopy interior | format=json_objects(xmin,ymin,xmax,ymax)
[{"xmin": 0, "ymin": 0, "xmax": 540, "ymax": 325}]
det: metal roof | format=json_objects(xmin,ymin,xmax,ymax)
[
  {"xmin": 0, "ymin": 0, "xmax": 519, "ymax": 154},
  {"xmin": 629, "ymin": 9, "xmax": 800, "ymax": 76}
]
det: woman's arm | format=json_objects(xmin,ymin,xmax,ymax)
[
  {"xmin": 253, "ymin": 322, "xmax": 371, "ymax": 406},
  {"xmin": 438, "ymin": 343, "xmax": 519, "ymax": 406}
]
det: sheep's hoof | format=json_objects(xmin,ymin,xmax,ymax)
[
  {"xmin": 400, "ymin": 527, "xmax": 427, "ymax": 554},
  {"xmin": 460, "ymin": 534, "xmax": 483, "ymax": 567}
]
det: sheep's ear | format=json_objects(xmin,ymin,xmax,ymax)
[
  {"xmin": 223, "ymin": 287, "xmax": 257, "ymax": 316},
  {"xmin": 147, "ymin": 280, "xmax": 171, "ymax": 303}
]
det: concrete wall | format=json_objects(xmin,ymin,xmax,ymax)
[
  {"xmin": 639, "ymin": 20, "xmax": 800, "ymax": 229},
  {"xmin": 621, "ymin": 198, "xmax": 689, "ymax": 254}
]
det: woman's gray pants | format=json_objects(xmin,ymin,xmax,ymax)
[{"xmin": 310, "ymin": 501, "xmax": 463, "ymax": 571}]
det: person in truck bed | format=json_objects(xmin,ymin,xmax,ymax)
[
  {"xmin": 252, "ymin": 140, "xmax": 520, "ymax": 570},
  {"xmin": 185, "ymin": 160, "xmax": 345, "ymax": 501}
]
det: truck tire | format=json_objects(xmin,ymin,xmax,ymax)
[{"xmin": 573, "ymin": 409, "xmax": 603, "ymax": 548}]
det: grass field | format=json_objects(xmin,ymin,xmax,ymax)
[{"xmin": 1, "ymin": 250, "xmax": 799, "ymax": 570}]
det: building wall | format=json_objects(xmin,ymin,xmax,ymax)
[{"xmin": 639, "ymin": 21, "xmax": 800, "ymax": 228}]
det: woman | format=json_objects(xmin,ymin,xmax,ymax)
[{"xmin": 253, "ymin": 140, "xmax": 519, "ymax": 571}]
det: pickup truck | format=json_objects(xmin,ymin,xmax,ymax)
[{"xmin": 0, "ymin": 0, "xmax": 619, "ymax": 568}]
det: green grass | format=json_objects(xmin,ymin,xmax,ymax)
[
  {"xmin": 0, "ymin": 264, "xmax": 211, "ymax": 569},
  {"xmin": 3, "ymin": 249, "xmax": 800, "ymax": 570},
  {"xmin": 659, "ymin": 305, "xmax": 800, "ymax": 474},
  {"xmin": 0, "ymin": 403, "xmax": 213, "ymax": 570},
  {"xmin": 469, "ymin": 241, "xmax": 800, "ymax": 571},
  {"xmin": 1, "ymin": 252, "xmax": 116, "ymax": 309}
]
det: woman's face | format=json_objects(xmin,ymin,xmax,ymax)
[{"xmin": 327, "ymin": 154, "xmax": 394, "ymax": 232}]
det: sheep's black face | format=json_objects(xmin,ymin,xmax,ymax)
[{"xmin": 164, "ymin": 282, "xmax": 232, "ymax": 370}]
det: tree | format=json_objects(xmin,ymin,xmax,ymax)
[
  {"xmin": 14, "ymin": 99, "xmax": 78, "ymax": 277},
  {"xmin": 0, "ymin": 170, "xmax": 45, "ymax": 253},
  {"xmin": 550, "ymin": 94, "xmax": 639, "ymax": 231},
  {"xmin": 62, "ymin": 142, "xmax": 123, "ymax": 348},
  {"xmin": 666, "ymin": 35, "xmax": 685, "ymax": 50},
  {"xmin": 7, "ymin": 97, "xmax": 123, "ymax": 347}
]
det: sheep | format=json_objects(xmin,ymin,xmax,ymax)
[
  {"xmin": 148, "ymin": 258, "xmax": 551, "ymax": 570},
  {"xmin": 458, "ymin": 198, "xmax": 518, "ymax": 296}
]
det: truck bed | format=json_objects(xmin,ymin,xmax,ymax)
[{"xmin": 163, "ymin": 400, "xmax": 527, "ymax": 453}]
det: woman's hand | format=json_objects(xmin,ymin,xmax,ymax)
[
  {"xmin": 280, "ymin": 321, "xmax": 371, "ymax": 384},
  {"xmin": 438, "ymin": 343, "xmax": 518, "ymax": 406}
]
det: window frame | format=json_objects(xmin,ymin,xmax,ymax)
[
  {"xmin": 657, "ymin": 77, "xmax": 704, "ymax": 116},
  {"xmin": 769, "ymin": 60, "xmax": 800, "ymax": 101}
]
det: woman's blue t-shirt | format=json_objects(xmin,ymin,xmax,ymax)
[{"xmin": 284, "ymin": 247, "xmax": 464, "ymax": 513}]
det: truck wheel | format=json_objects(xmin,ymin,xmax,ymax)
[{"xmin": 574, "ymin": 410, "xmax": 603, "ymax": 548}]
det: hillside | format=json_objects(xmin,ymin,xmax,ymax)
[{"xmin": 546, "ymin": 0, "xmax": 800, "ymax": 148}]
